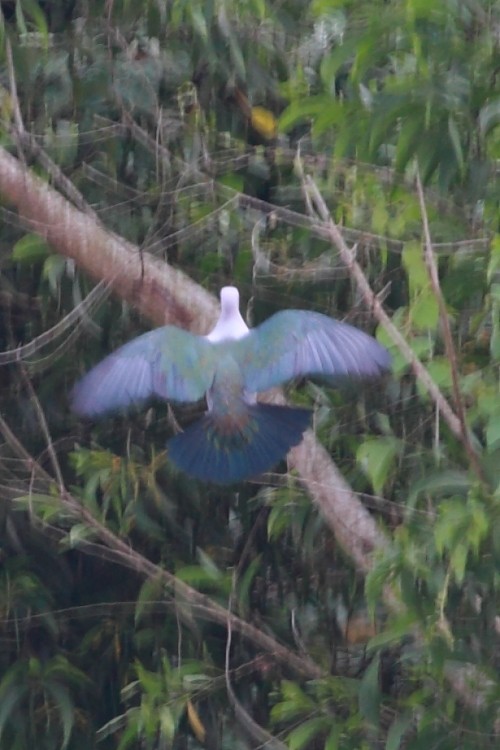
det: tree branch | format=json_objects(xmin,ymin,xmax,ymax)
[
  {"xmin": 302, "ymin": 174, "xmax": 467, "ymax": 444},
  {"xmin": 415, "ymin": 169, "xmax": 484, "ymax": 478},
  {"xmin": 0, "ymin": 410, "xmax": 322, "ymax": 681},
  {"xmin": 0, "ymin": 147, "xmax": 492, "ymax": 714},
  {"xmin": 0, "ymin": 147, "xmax": 218, "ymax": 332},
  {"xmin": 0, "ymin": 145, "xmax": 387, "ymax": 574}
]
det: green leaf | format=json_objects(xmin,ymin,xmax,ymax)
[
  {"xmin": 44, "ymin": 120, "xmax": 79, "ymax": 167},
  {"xmin": 320, "ymin": 38, "xmax": 358, "ymax": 83},
  {"xmin": 410, "ymin": 290, "xmax": 439, "ymax": 330},
  {"xmin": 135, "ymin": 661, "xmax": 162, "ymax": 697},
  {"xmin": 279, "ymin": 95, "xmax": 332, "ymax": 132},
  {"xmin": 287, "ymin": 717, "xmax": 330, "ymax": 750},
  {"xmin": 447, "ymin": 116, "xmax": 464, "ymax": 173},
  {"xmin": 434, "ymin": 498, "xmax": 488, "ymax": 576},
  {"xmin": 407, "ymin": 470, "xmax": 471, "ymax": 508},
  {"xmin": 434, "ymin": 502, "xmax": 467, "ymax": 554},
  {"xmin": 367, "ymin": 613, "xmax": 418, "ymax": 650},
  {"xmin": 402, "ymin": 241, "xmax": 427, "ymax": 294},
  {"xmin": 197, "ymin": 548, "xmax": 224, "ymax": 579},
  {"xmin": 417, "ymin": 135, "xmax": 441, "ymax": 182},
  {"xmin": 218, "ymin": 173, "xmax": 244, "ymax": 192},
  {"xmin": 311, "ymin": 101, "xmax": 345, "ymax": 136},
  {"xmin": 356, "ymin": 437, "xmax": 401, "ymax": 493},
  {"xmin": 371, "ymin": 203, "xmax": 389, "ymax": 235},
  {"xmin": 14, "ymin": 492, "xmax": 60, "ymax": 508},
  {"xmin": 267, "ymin": 499, "xmax": 296, "ymax": 540},
  {"xmin": 396, "ymin": 116, "xmax": 425, "ymax": 172},
  {"xmin": 324, "ymin": 724, "xmax": 341, "ymax": 750},
  {"xmin": 135, "ymin": 575, "xmax": 165, "ymax": 625},
  {"xmin": 490, "ymin": 315, "xmax": 500, "ymax": 361},
  {"xmin": 11, "ymin": 233, "xmax": 51, "ymax": 263},
  {"xmin": 159, "ymin": 705, "xmax": 177, "ymax": 743},
  {"xmin": 174, "ymin": 565, "xmax": 219, "ymax": 587},
  {"xmin": 43, "ymin": 254, "xmax": 67, "ymax": 294},
  {"xmin": 358, "ymin": 653, "xmax": 380, "ymax": 726},
  {"xmin": 416, "ymin": 357, "xmax": 452, "ymax": 397},
  {"xmin": 271, "ymin": 700, "xmax": 304, "ymax": 723},
  {"xmin": 487, "ymin": 234, "xmax": 500, "ymax": 283},
  {"xmin": 15, "ymin": 1, "xmax": 28, "ymax": 34},
  {"xmin": 43, "ymin": 53, "xmax": 73, "ymax": 117},
  {"xmin": 478, "ymin": 97, "xmax": 500, "ymax": 136},
  {"xmin": 486, "ymin": 413, "xmax": 500, "ymax": 453},
  {"xmin": 228, "ymin": 32, "xmax": 246, "ymax": 80},
  {"xmin": 45, "ymin": 682, "xmax": 75, "ymax": 750},
  {"xmin": 271, "ymin": 681, "xmax": 316, "ymax": 723},
  {"xmin": 67, "ymin": 523, "xmax": 96, "ymax": 549},
  {"xmin": 237, "ymin": 555, "xmax": 262, "ymax": 616},
  {"xmin": 366, "ymin": 555, "xmax": 396, "ymax": 614},
  {"xmin": 20, "ymin": 0, "xmax": 49, "ymax": 42},
  {"xmin": 115, "ymin": 62, "xmax": 160, "ymax": 114},
  {"xmin": 190, "ymin": 3, "xmax": 208, "ymax": 40},
  {"xmin": 117, "ymin": 716, "xmax": 142, "ymax": 750},
  {"xmin": 175, "ymin": 554, "xmax": 230, "ymax": 594},
  {"xmin": 280, "ymin": 680, "xmax": 314, "ymax": 707},
  {"xmin": 449, "ymin": 543, "xmax": 468, "ymax": 584},
  {"xmin": 0, "ymin": 684, "xmax": 26, "ymax": 742},
  {"xmin": 385, "ymin": 711, "xmax": 413, "ymax": 750},
  {"xmin": 96, "ymin": 713, "xmax": 128, "ymax": 741},
  {"xmin": 468, "ymin": 500, "xmax": 489, "ymax": 552},
  {"xmin": 401, "ymin": 243, "xmax": 439, "ymax": 329}
]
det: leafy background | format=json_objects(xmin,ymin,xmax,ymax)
[{"xmin": 0, "ymin": 0, "xmax": 499, "ymax": 748}]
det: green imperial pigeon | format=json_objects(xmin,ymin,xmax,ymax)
[{"xmin": 71, "ymin": 286, "xmax": 390, "ymax": 483}]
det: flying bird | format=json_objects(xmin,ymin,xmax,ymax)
[{"xmin": 71, "ymin": 286, "xmax": 390, "ymax": 483}]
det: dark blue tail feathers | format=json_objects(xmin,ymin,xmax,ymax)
[{"xmin": 167, "ymin": 404, "xmax": 311, "ymax": 484}]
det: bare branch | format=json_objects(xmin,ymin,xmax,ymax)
[
  {"xmin": 297, "ymin": 170, "xmax": 495, "ymax": 717},
  {"xmin": 19, "ymin": 365, "xmax": 66, "ymax": 494},
  {"xmin": 302, "ymin": 174, "xmax": 467, "ymax": 444},
  {"xmin": 416, "ymin": 169, "xmax": 484, "ymax": 478},
  {"xmin": 0, "ymin": 282, "xmax": 109, "ymax": 365},
  {"xmin": 0, "ymin": 409, "xmax": 322, "ymax": 681},
  {"xmin": 225, "ymin": 529, "xmax": 288, "ymax": 749},
  {"xmin": 0, "ymin": 146, "xmax": 218, "ymax": 331},
  {"xmin": 0, "ymin": 145, "xmax": 388, "ymax": 575}
]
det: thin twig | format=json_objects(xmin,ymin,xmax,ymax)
[
  {"xmin": 225, "ymin": 529, "xmax": 288, "ymax": 750},
  {"xmin": 0, "ymin": 281, "xmax": 110, "ymax": 365},
  {"xmin": 302, "ymin": 173, "xmax": 468, "ymax": 447},
  {"xmin": 5, "ymin": 37, "xmax": 24, "ymax": 136},
  {"xmin": 118, "ymin": 114, "xmax": 488, "ymax": 258},
  {"xmin": 6, "ymin": 34, "xmax": 101, "ymax": 221},
  {"xmin": 0, "ymin": 410, "xmax": 323, "ymax": 681},
  {"xmin": 19, "ymin": 364, "xmax": 66, "ymax": 494},
  {"xmin": 19, "ymin": 131, "xmax": 104, "ymax": 222},
  {"xmin": 416, "ymin": 169, "xmax": 484, "ymax": 479}
]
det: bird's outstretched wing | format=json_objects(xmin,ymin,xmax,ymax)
[
  {"xmin": 235, "ymin": 310, "xmax": 391, "ymax": 392},
  {"xmin": 71, "ymin": 326, "xmax": 216, "ymax": 417}
]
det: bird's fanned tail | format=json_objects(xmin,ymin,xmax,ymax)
[{"xmin": 167, "ymin": 404, "xmax": 312, "ymax": 483}]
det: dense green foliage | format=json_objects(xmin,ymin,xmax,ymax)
[{"xmin": 0, "ymin": 0, "xmax": 499, "ymax": 748}]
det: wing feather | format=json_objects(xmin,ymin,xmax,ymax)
[
  {"xmin": 71, "ymin": 326, "xmax": 216, "ymax": 417},
  {"xmin": 235, "ymin": 310, "xmax": 390, "ymax": 392}
]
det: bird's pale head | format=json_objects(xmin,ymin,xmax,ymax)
[
  {"xmin": 206, "ymin": 286, "xmax": 249, "ymax": 342},
  {"xmin": 220, "ymin": 286, "xmax": 240, "ymax": 312}
]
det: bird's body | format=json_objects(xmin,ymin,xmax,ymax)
[{"xmin": 71, "ymin": 287, "xmax": 390, "ymax": 483}]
